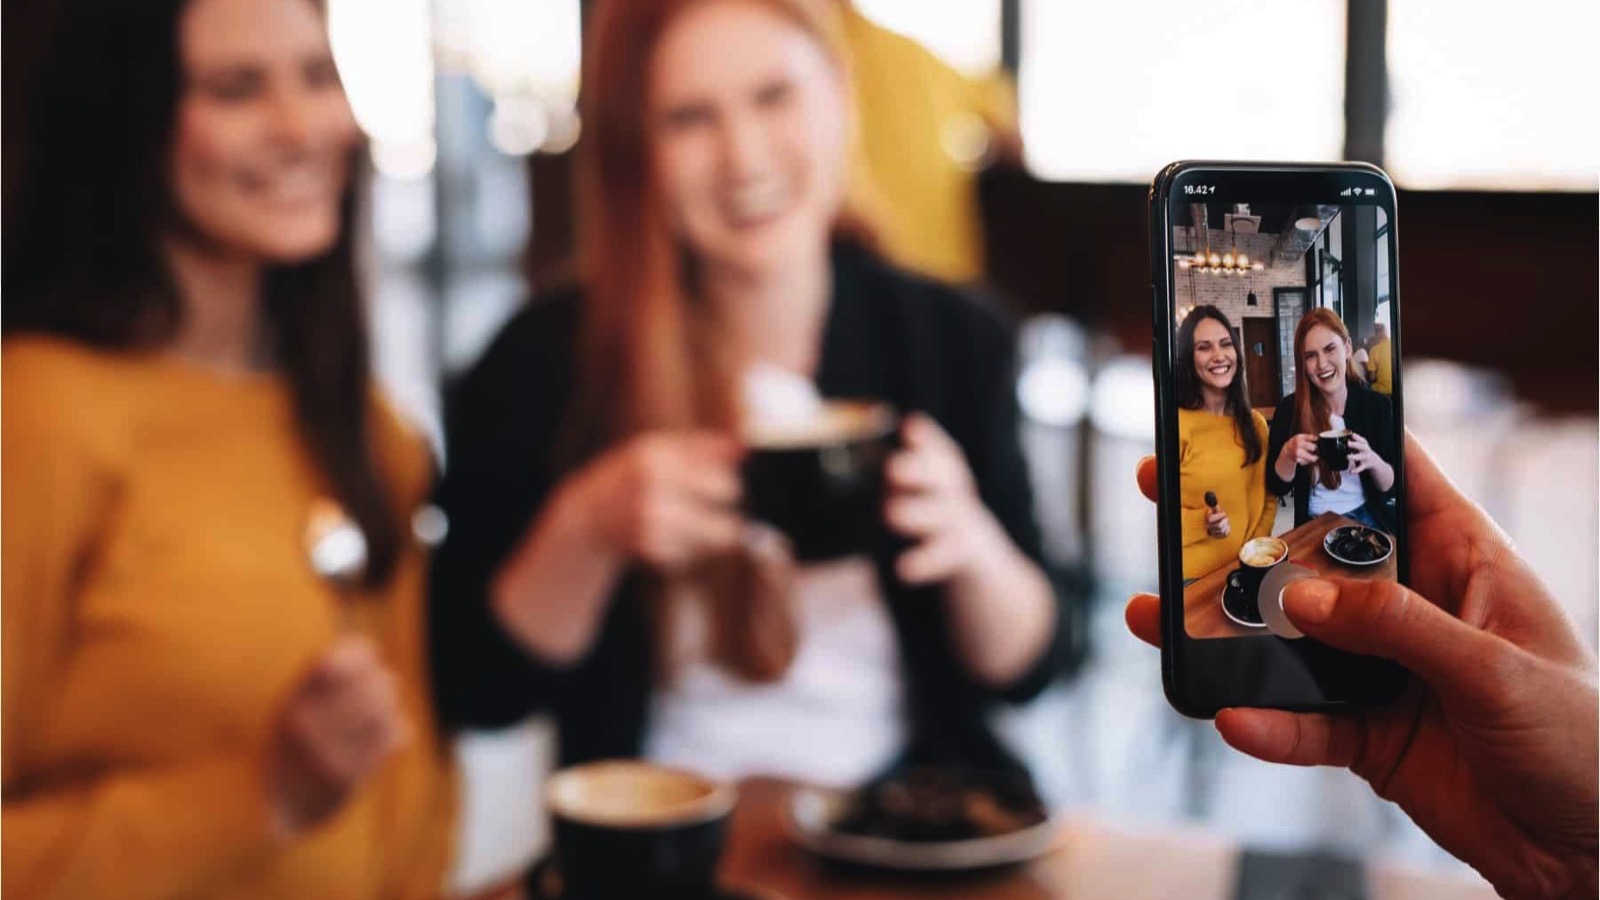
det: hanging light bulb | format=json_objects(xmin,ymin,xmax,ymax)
[
  {"xmin": 1237, "ymin": 252, "xmax": 1250, "ymax": 268},
  {"xmin": 1209, "ymin": 252, "xmax": 1221, "ymax": 267}
]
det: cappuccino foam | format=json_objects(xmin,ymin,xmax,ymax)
[
  {"xmin": 744, "ymin": 401, "xmax": 894, "ymax": 450},
  {"xmin": 1240, "ymin": 537, "xmax": 1287, "ymax": 568},
  {"xmin": 547, "ymin": 761, "xmax": 732, "ymax": 828}
]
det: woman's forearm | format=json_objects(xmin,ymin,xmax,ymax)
[
  {"xmin": 1370, "ymin": 458, "xmax": 1395, "ymax": 493},
  {"xmin": 489, "ymin": 480, "xmax": 627, "ymax": 666},
  {"xmin": 1274, "ymin": 457, "xmax": 1298, "ymax": 484},
  {"xmin": 943, "ymin": 515, "xmax": 1057, "ymax": 689}
]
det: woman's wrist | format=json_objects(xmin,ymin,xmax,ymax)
[
  {"xmin": 948, "ymin": 505, "xmax": 1025, "ymax": 592},
  {"xmin": 1275, "ymin": 457, "xmax": 1297, "ymax": 483},
  {"xmin": 1361, "ymin": 457, "xmax": 1394, "ymax": 492},
  {"xmin": 489, "ymin": 474, "xmax": 626, "ymax": 663},
  {"xmin": 544, "ymin": 472, "xmax": 610, "ymax": 559},
  {"xmin": 944, "ymin": 506, "xmax": 1054, "ymax": 686}
]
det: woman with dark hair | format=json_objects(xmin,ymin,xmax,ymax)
[
  {"xmin": 2, "ymin": 0, "xmax": 453, "ymax": 896},
  {"xmin": 1267, "ymin": 308, "xmax": 1397, "ymax": 529},
  {"xmin": 1174, "ymin": 305, "xmax": 1277, "ymax": 580},
  {"xmin": 431, "ymin": 0, "xmax": 1070, "ymax": 787}
]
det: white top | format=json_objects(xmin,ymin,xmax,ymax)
[
  {"xmin": 1308, "ymin": 414, "xmax": 1366, "ymax": 517},
  {"xmin": 643, "ymin": 365, "xmax": 906, "ymax": 788}
]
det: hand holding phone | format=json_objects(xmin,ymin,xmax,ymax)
[{"xmin": 1123, "ymin": 436, "xmax": 1600, "ymax": 900}]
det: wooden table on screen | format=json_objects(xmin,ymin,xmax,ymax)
[
  {"xmin": 713, "ymin": 778, "xmax": 1491, "ymax": 900},
  {"xmin": 1183, "ymin": 511, "xmax": 1398, "ymax": 640}
]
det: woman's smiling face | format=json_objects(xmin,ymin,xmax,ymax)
[
  {"xmin": 646, "ymin": 0, "xmax": 849, "ymax": 278},
  {"xmin": 1191, "ymin": 316, "xmax": 1238, "ymax": 393},
  {"xmin": 1301, "ymin": 323, "xmax": 1352, "ymax": 396},
  {"xmin": 169, "ymin": 0, "xmax": 359, "ymax": 262}
]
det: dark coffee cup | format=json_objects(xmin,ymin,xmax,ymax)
[
  {"xmin": 545, "ymin": 761, "xmax": 736, "ymax": 900},
  {"xmin": 1317, "ymin": 429, "xmax": 1352, "ymax": 471},
  {"xmin": 741, "ymin": 400, "xmax": 897, "ymax": 561},
  {"xmin": 1224, "ymin": 536, "xmax": 1289, "ymax": 626}
]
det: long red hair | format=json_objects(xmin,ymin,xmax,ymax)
[
  {"xmin": 570, "ymin": 0, "xmax": 882, "ymax": 681},
  {"xmin": 1293, "ymin": 308, "xmax": 1364, "ymax": 490}
]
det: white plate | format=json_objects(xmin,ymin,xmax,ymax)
[
  {"xmin": 784, "ymin": 785, "xmax": 1063, "ymax": 873},
  {"xmin": 1323, "ymin": 525, "xmax": 1394, "ymax": 567}
]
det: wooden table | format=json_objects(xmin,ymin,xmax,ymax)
[
  {"xmin": 1183, "ymin": 512, "xmax": 1398, "ymax": 639},
  {"xmin": 716, "ymin": 779, "xmax": 1491, "ymax": 900}
]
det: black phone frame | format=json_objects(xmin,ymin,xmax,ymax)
[{"xmin": 1149, "ymin": 161, "xmax": 1409, "ymax": 718}]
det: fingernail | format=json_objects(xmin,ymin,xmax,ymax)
[{"xmin": 1283, "ymin": 579, "xmax": 1337, "ymax": 624}]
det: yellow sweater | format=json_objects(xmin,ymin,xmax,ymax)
[
  {"xmin": 1177, "ymin": 408, "xmax": 1278, "ymax": 580},
  {"xmin": 2, "ymin": 337, "xmax": 454, "ymax": 900},
  {"xmin": 843, "ymin": 9, "xmax": 1017, "ymax": 284}
]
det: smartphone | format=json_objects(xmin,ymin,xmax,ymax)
[{"xmin": 1149, "ymin": 161, "xmax": 1408, "ymax": 717}]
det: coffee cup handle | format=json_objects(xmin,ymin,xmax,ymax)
[{"xmin": 1226, "ymin": 569, "xmax": 1242, "ymax": 591}]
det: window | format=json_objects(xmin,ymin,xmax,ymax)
[
  {"xmin": 1374, "ymin": 222, "xmax": 1389, "ymax": 306},
  {"xmin": 1018, "ymin": 0, "xmax": 1345, "ymax": 182},
  {"xmin": 1386, "ymin": 0, "xmax": 1599, "ymax": 191},
  {"xmin": 852, "ymin": 0, "xmax": 1002, "ymax": 76}
]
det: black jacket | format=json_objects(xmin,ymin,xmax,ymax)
[
  {"xmin": 427, "ymin": 243, "xmax": 1073, "ymax": 772},
  {"xmin": 1265, "ymin": 383, "xmax": 1398, "ymax": 528}
]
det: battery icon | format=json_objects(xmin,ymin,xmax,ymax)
[{"xmin": 1364, "ymin": 188, "xmax": 1376, "ymax": 196}]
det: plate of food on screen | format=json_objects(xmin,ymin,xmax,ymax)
[{"xmin": 1323, "ymin": 524, "xmax": 1394, "ymax": 567}]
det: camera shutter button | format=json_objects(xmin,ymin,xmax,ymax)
[{"xmin": 1258, "ymin": 563, "xmax": 1318, "ymax": 640}]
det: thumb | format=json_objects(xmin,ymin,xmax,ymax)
[
  {"xmin": 1135, "ymin": 455, "xmax": 1158, "ymax": 504},
  {"xmin": 1282, "ymin": 578, "xmax": 1503, "ymax": 701}
]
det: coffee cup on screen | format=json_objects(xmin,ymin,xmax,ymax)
[
  {"xmin": 1239, "ymin": 536, "xmax": 1289, "ymax": 570},
  {"xmin": 1225, "ymin": 536, "xmax": 1290, "ymax": 626},
  {"xmin": 741, "ymin": 400, "xmax": 897, "ymax": 561},
  {"xmin": 1317, "ymin": 429, "xmax": 1352, "ymax": 471}
]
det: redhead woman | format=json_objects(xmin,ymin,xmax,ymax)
[
  {"xmin": 1266, "ymin": 308, "xmax": 1398, "ymax": 529},
  {"xmin": 3, "ymin": 0, "xmax": 453, "ymax": 896},
  {"xmin": 430, "ymin": 0, "xmax": 1071, "ymax": 786}
]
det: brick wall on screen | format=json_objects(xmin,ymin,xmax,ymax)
[{"xmin": 1171, "ymin": 228, "xmax": 1307, "ymax": 327}]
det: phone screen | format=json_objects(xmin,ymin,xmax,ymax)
[
  {"xmin": 1169, "ymin": 199, "xmax": 1400, "ymax": 641},
  {"xmin": 1152, "ymin": 164, "xmax": 1409, "ymax": 714}
]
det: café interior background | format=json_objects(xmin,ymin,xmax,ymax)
[{"xmin": 5, "ymin": 0, "xmax": 1596, "ymax": 893}]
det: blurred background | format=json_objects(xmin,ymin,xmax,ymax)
[{"xmin": 6, "ymin": 0, "xmax": 1594, "ymax": 894}]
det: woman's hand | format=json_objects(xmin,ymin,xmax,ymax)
[
  {"xmin": 567, "ymin": 432, "xmax": 744, "ymax": 572},
  {"xmin": 883, "ymin": 413, "xmax": 1009, "ymax": 585},
  {"xmin": 1280, "ymin": 433, "xmax": 1320, "ymax": 468},
  {"xmin": 885, "ymin": 413, "xmax": 1056, "ymax": 688},
  {"xmin": 266, "ymin": 637, "xmax": 410, "ymax": 840},
  {"xmin": 1205, "ymin": 508, "xmax": 1231, "ymax": 539},
  {"xmin": 490, "ymin": 432, "xmax": 744, "ymax": 665},
  {"xmin": 1275, "ymin": 433, "xmax": 1320, "ymax": 482},
  {"xmin": 1346, "ymin": 432, "xmax": 1395, "ymax": 490}
]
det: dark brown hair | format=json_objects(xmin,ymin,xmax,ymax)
[
  {"xmin": 1174, "ymin": 305, "xmax": 1262, "ymax": 465},
  {"xmin": 2, "ymin": 0, "xmax": 403, "ymax": 585}
]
